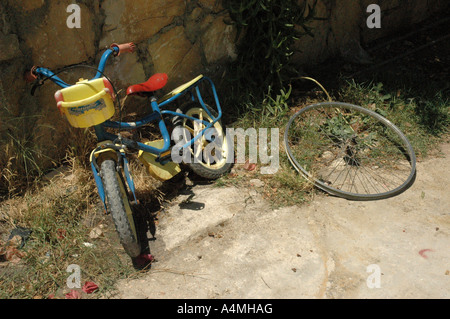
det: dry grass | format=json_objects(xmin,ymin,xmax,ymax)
[{"xmin": 0, "ymin": 157, "xmax": 146, "ymax": 299}]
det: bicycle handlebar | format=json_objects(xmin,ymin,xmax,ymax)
[{"xmin": 27, "ymin": 42, "xmax": 136, "ymax": 89}]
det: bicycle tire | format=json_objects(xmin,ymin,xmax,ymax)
[
  {"xmin": 100, "ymin": 159, "xmax": 141, "ymax": 257},
  {"xmin": 173, "ymin": 102, "xmax": 233, "ymax": 179},
  {"xmin": 284, "ymin": 102, "xmax": 416, "ymax": 200}
]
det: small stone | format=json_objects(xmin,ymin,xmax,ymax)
[
  {"xmin": 249, "ymin": 179, "xmax": 265, "ymax": 188},
  {"xmin": 89, "ymin": 226, "xmax": 104, "ymax": 239}
]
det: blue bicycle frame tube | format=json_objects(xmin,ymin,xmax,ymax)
[
  {"xmin": 157, "ymin": 76, "xmax": 222, "ymax": 120},
  {"xmin": 94, "ymin": 48, "xmax": 117, "ymax": 79},
  {"xmin": 104, "ymin": 111, "xmax": 162, "ymax": 130},
  {"xmin": 95, "ymin": 98, "xmax": 172, "ymax": 155}
]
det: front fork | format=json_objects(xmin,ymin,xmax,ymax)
[
  {"xmin": 90, "ymin": 140, "xmax": 138, "ymax": 212},
  {"xmin": 90, "ymin": 96, "xmax": 164, "ymax": 211}
]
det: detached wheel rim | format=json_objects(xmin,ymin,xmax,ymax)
[{"xmin": 284, "ymin": 102, "xmax": 416, "ymax": 200}]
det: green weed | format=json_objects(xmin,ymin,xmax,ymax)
[
  {"xmin": 0, "ymin": 160, "xmax": 136, "ymax": 299},
  {"xmin": 223, "ymin": 0, "xmax": 322, "ymax": 106},
  {"xmin": 338, "ymin": 79, "xmax": 448, "ymax": 157}
]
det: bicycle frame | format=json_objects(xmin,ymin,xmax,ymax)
[
  {"xmin": 98, "ymin": 75, "xmax": 223, "ymax": 156},
  {"xmin": 34, "ymin": 45, "xmax": 224, "ymax": 210},
  {"xmin": 36, "ymin": 47, "xmax": 223, "ymax": 153}
]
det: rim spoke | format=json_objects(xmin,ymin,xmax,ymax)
[{"xmin": 183, "ymin": 109, "xmax": 227, "ymax": 168}]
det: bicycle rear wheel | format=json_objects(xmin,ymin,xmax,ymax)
[
  {"xmin": 284, "ymin": 102, "xmax": 416, "ymax": 200},
  {"xmin": 173, "ymin": 102, "xmax": 233, "ymax": 179}
]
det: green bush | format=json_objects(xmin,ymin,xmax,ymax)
[{"xmin": 223, "ymin": 0, "xmax": 321, "ymax": 106}]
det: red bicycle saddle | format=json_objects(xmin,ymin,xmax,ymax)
[{"xmin": 127, "ymin": 73, "xmax": 168, "ymax": 96}]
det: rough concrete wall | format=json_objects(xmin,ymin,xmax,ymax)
[{"xmin": 0, "ymin": 0, "xmax": 447, "ymax": 174}]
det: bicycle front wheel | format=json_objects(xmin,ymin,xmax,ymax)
[
  {"xmin": 284, "ymin": 102, "xmax": 416, "ymax": 200},
  {"xmin": 100, "ymin": 159, "xmax": 141, "ymax": 257}
]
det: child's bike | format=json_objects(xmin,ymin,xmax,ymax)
[{"xmin": 27, "ymin": 43, "xmax": 233, "ymax": 260}]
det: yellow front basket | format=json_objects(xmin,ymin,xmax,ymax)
[{"xmin": 55, "ymin": 78, "xmax": 115, "ymax": 128}]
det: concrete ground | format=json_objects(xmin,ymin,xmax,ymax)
[{"xmin": 117, "ymin": 143, "xmax": 449, "ymax": 299}]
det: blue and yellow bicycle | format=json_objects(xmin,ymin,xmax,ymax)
[{"xmin": 27, "ymin": 43, "xmax": 233, "ymax": 259}]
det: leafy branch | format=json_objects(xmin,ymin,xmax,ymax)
[{"xmin": 222, "ymin": 0, "xmax": 322, "ymax": 105}]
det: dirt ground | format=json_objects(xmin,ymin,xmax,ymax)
[{"xmin": 116, "ymin": 141, "xmax": 449, "ymax": 299}]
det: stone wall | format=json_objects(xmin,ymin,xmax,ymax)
[
  {"xmin": 0, "ymin": 0, "xmax": 238, "ymax": 174},
  {"xmin": 0, "ymin": 0, "xmax": 448, "ymax": 175}
]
